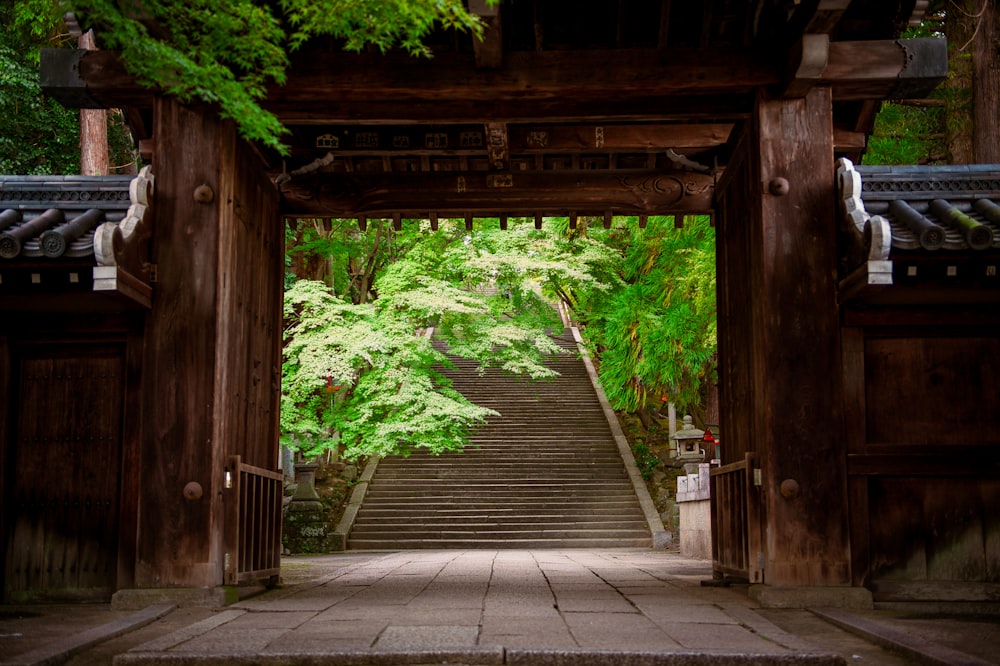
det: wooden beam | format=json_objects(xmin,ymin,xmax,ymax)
[
  {"xmin": 41, "ymin": 47, "xmax": 773, "ymax": 111},
  {"xmin": 470, "ymin": 0, "xmax": 503, "ymax": 69},
  {"xmin": 282, "ymin": 122, "xmax": 735, "ymax": 161},
  {"xmin": 783, "ymin": 33, "xmax": 829, "ymax": 98},
  {"xmin": 508, "ymin": 123, "xmax": 733, "ymax": 152},
  {"xmin": 278, "ymin": 169, "xmax": 716, "ymax": 218},
  {"xmin": 819, "ymin": 39, "xmax": 949, "ymax": 100},
  {"xmin": 40, "ymin": 38, "xmax": 947, "ymax": 121}
]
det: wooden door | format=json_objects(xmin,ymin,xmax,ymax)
[{"xmin": 3, "ymin": 345, "xmax": 125, "ymax": 602}]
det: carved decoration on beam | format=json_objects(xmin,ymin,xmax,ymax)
[
  {"xmin": 486, "ymin": 122, "xmax": 508, "ymax": 170},
  {"xmin": 278, "ymin": 170, "xmax": 715, "ymax": 219}
]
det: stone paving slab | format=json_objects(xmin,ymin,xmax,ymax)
[
  {"xmin": 5, "ymin": 549, "xmax": 998, "ymax": 665},
  {"xmin": 110, "ymin": 550, "xmax": 851, "ymax": 664}
]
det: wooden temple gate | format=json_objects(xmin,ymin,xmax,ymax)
[{"xmin": 2, "ymin": 0, "xmax": 996, "ymax": 607}]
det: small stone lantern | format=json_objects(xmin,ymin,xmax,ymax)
[{"xmin": 673, "ymin": 415, "xmax": 705, "ymax": 461}]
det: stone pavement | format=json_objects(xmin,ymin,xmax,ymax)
[{"xmin": 2, "ymin": 549, "xmax": 998, "ymax": 666}]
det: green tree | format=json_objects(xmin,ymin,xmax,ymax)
[
  {"xmin": 65, "ymin": 0, "xmax": 489, "ymax": 154},
  {"xmin": 281, "ymin": 217, "xmax": 609, "ymax": 459},
  {"xmin": 574, "ymin": 216, "xmax": 717, "ymax": 419},
  {"xmin": 0, "ymin": 2, "xmax": 80, "ymax": 174}
]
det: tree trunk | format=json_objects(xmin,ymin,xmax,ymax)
[
  {"xmin": 79, "ymin": 31, "xmax": 108, "ymax": 176},
  {"xmin": 945, "ymin": 2, "xmax": 975, "ymax": 164},
  {"xmin": 972, "ymin": 0, "xmax": 1000, "ymax": 162}
]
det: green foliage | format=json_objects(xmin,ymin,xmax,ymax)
[
  {"xmin": 862, "ymin": 18, "xmax": 946, "ymax": 166},
  {"xmin": 66, "ymin": 0, "xmax": 488, "ymax": 153},
  {"xmin": 281, "ymin": 217, "xmax": 606, "ymax": 459},
  {"xmin": 0, "ymin": 3, "xmax": 80, "ymax": 174},
  {"xmin": 863, "ymin": 99, "xmax": 945, "ymax": 166},
  {"xmin": 631, "ymin": 441, "xmax": 659, "ymax": 480},
  {"xmin": 281, "ymin": 0, "xmax": 483, "ymax": 54},
  {"xmin": 575, "ymin": 216, "xmax": 717, "ymax": 415}
]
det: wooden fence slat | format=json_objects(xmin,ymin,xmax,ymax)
[
  {"xmin": 711, "ymin": 452, "xmax": 760, "ymax": 582},
  {"xmin": 225, "ymin": 455, "xmax": 282, "ymax": 586}
]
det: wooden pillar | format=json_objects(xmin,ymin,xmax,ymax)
[
  {"xmin": 132, "ymin": 98, "xmax": 281, "ymax": 592},
  {"xmin": 716, "ymin": 87, "xmax": 857, "ymax": 601}
]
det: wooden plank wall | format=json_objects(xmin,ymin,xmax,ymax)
[
  {"xmin": 0, "ymin": 313, "xmax": 141, "ymax": 602},
  {"xmin": 214, "ymin": 140, "xmax": 282, "ymax": 471},
  {"xmin": 714, "ymin": 126, "xmax": 760, "ymax": 465},
  {"xmin": 844, "ymin": 319, "xmax": 1000, "ymax": 598}
]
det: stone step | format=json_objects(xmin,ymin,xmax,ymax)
[
  {"xmin": 357, "ymin": 500, "xmax": 643, "ymax": 512},
  {"xmin": 362, "ymin": 484, "xmax": 637, "ymax": 495},
  {"xmin": 349, "ymin": 527, "xmax": 651, "ymax": 540},
  {"xmin": 351, "ymin": 518, "xmax": 649, "ymax": 531},
  {"xmin": 348, "ymin": 328, "xmax": 652, "ymax": 550},
  {"xmin": 347, "ymin": 536, "xmax": 654, "ymax": 549},
  {"xmin": 352, "ymin": 513, "xmax": 645, "ymax": 525}
]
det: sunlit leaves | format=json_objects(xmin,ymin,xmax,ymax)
[{"xmin": 282, "ymin": 217, "xmax": 599, "ymax": 459}]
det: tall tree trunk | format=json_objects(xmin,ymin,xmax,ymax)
[
  {"xmin": 79, "ymin": 31, "xmax": 108, "ymax": 176},
  {"xmin": 972, "ymin": 0, "xmax": 1000, "ymax": 162}
]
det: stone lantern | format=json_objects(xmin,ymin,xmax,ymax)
[{"xmin": 673, "ymin": 415, "xmax": 705, "ymax": 461}]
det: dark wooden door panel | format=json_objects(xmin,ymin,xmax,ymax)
[{"xmin": 3, "ymin": 347, "xmax": 124, "ymax": 602}]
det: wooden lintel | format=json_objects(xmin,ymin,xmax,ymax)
[
  {"xmin": 42, "ymin": 47, "xmax": 771, "ymax": 113},
  {"xmin": 42, "ymin": 40, "xmax": 946, "ymax": 122},
  {"xmin": 288, "ymin": 122, "xmax": 735, "ymax": 159},
  {"xmin": 508, "ymin": 123, "xmax": 734, "ymax": 152},
  {"xmin": 278, "ymin": 169, "xmax": 716, "ymax": 218},
  {"xmin": 819, "ymin": 38, "xmax": 948, "ymax": 100}
]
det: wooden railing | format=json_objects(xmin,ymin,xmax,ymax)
[
  {"xmin": 224, "ymin": 455, "xmax": 283, "ymax": 586},
  {"xmin": 710, "ymin": 452, "xmax": 762, "ymax": 583}
]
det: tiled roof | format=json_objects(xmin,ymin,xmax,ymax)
[
  {"xmin": 0, "ymin": 168, "xmax": 154, "ymax": 308},
  {"xmin": 0, "ymin": 175, "xmax": 134, "ymax": 259},
  {"xmin": 837, "ymin": 159, "xmax": 1000, "ymax": 303},
  {"xmin": 839, "ymin": 160, "xmax": 1000, "ymax": 252}
]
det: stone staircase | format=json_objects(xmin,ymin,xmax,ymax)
[{"xmin": 346, "ymin": 329, "xmax": 655, "ymax": 549}]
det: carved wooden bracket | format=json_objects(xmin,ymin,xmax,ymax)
[{"xmin": 93, "ymin": 165, "xmax": 154, "ymax": 306}]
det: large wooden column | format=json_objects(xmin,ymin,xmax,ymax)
[
  {"xmin": 716, "ymin": 87, "xmax": 862, "ymax": 606},
  {"xmin": 127, "ymin": 98, "xmax": 282, "ymax": 597}
]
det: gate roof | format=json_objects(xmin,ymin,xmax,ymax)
[{"xmin": 42, "ymin": 1, "xmax": 946, "ymax": 222}]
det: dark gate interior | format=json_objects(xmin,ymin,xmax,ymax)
[{"xmin": 3, "ymin": 343, "xmax": 125, "ymax": 603}]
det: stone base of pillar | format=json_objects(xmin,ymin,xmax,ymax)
[
  {"xmin": 111, "ymin": 585, "xmax": 229, "ymax": 610},
  {"xmin": 749, "ymin": 584, "xmax": 874, "ymax": 610}
]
